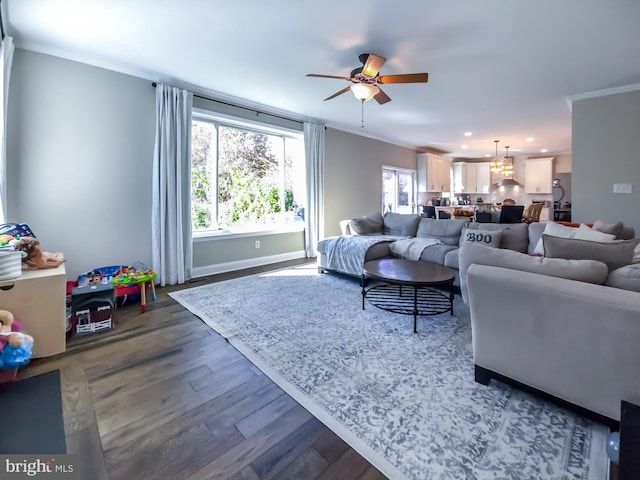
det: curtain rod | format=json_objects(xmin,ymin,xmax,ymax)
[{"xmin": 151, "ymin": 82, "xmax": 302, "ymax": 126}]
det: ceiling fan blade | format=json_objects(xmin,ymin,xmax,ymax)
[
  {"xmin": 378, "ymin": 73, "xmax": 429, "ymax": 84},
  {"xmin": 361, "ymin": 54, "xmax": 387, "ymax": 77},
  {"xmin": 374, "ymin": 88, "xmax": 391, "ymax": 105},
  {"xmin": 307, "ymin": 74, "xmax": 352, "ymax": 81},
  {"xmin": 324, "ymin": 86, "xmax": 351, "ymax": 101}
]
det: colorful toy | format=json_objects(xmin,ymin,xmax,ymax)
[
  {"xmin": 112, "ymin": 263, "xmax": 157, "ymax": 313},
  {"xmin": 0, "ymin": 309, "xmax": 34, "ymax": 374}
]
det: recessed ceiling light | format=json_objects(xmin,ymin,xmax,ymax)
[
  {"xmin": 484, "ymin": 154, "xmax": 491, "ymax": 157},
  {"xmin": 526, "ymin": 137, "xmax": 534, "ymax": 142},
  {"xmin": 461, "ymin": 145, "xmax": 468, "ymax": 149},
  {"xmin": 464, "ymin": 132, "xmax": 472, "ymax": 137},
  {"xmin": 540, "ymin": 149, "xmax": 548, "ymax": 153}
]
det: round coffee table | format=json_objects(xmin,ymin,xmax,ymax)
[{"xmin": 362, "ymin": 258, "xmax": 455, "ymax": 333}]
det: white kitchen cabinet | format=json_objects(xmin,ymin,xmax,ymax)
[
  {"xmin": 417, "ymin": 153, "xmax": 451, "ymax": 193},
  {"xmin": 525, "ymin": 158, "xmax": 553, "ymax": 194},
  {"xmin": 452, "ymin": 162, "xmax": 491, "ymax": 193}
]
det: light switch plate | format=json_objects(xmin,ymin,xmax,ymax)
[{"xmin": 613, "ymin": 183, "xmax": 633, "ymax": 194}]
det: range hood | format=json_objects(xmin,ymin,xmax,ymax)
[{"xmin": 498, "ymin": 178, "xmax": 522, "ymax": 187}]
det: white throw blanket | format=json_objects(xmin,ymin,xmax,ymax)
[
  {"xmin": 324, "ymin": 235, "xmax": 406, "ymax": 276},
  {"xmin": 389, "ymin": 237, "xmax": 443, "ymax": 261}
]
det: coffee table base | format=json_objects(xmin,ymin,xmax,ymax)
[{"xmin": 362, "ymin": 283, "xmax": 454, "ymax": 333}]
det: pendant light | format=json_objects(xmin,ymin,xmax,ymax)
[
  {"xmin": 502, "ymin": 146, "xmax": 513, "ymax": 177},
  {"xmin": 490, "ymin": 140, "xmax": 503, "ymax": 173},
  {"xmin": 498, "ymin": 145, "xmax": 522, "ymax": 187}
]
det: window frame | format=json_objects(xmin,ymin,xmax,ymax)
[
  {"xmin": 381, "ymin": 165, "xmax": 417, "ymax": 215},
  {"xmin": 191, "ymin": 108, "xmax": 306, "ymax": 240}
]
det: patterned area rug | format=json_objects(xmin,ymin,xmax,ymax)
[{"xmin": 169, "ymin": 265, "xmax": 609, "ymax": 480}]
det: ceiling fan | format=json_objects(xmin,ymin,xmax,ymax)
[{"xmin": 306, "ymin": 53, "xmax": 429, "ymax": 104}]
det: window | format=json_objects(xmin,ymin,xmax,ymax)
[
  {"xmin": 382, "ymin": 167, "xmax": 416, "ymax": 214},
  {"xmin": 191, "ymin": 112, "xmax": 305, "ymax": 233}
]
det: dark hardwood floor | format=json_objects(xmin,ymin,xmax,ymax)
[{"xmin": 20, "ymin": 259, "xmax": 386, "ymax": 480}]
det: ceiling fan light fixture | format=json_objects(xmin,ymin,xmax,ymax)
[{"xmin": 350, "ymin": 83, "xmax": 379, "ymax": 101}]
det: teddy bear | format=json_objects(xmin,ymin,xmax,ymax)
[
  {"xmin": 13, "ymin": 236, "xmax": 65, "ymax": 269},
  {"xmin": 0, "ymin": 309, "xmax": 34, "ymax": 371},
  {"xmin": 0, "ymin": 309, "xmax": 33, "ymax": 348}
]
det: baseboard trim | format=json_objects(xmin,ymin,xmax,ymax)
[{"xmin": 192, "ymin": 250, "xmax": 307, "ymax": 278}]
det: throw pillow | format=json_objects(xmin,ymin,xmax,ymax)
[
  {"xmin": 542, "ymin": 234, "xmax": 640, "ymax": 271},
  {"xmin": 573, "ymin": 223, "xmax": 617, "ymax": 242},
  {"xmin": 533, "ymin": 221, "xmax": 578, "ymax": 255},
  {"xmin": 382, "ymin": 212, "xmax": 421, "ymax": 236},
  {"xmin": 460, "ymin": 229, "xmax": 502, "ymax": 248},
  {"xmin": 349, "ymin": 212, "xmax": 383, "ymax": 235},
  {"xmin": 592, "ymin": 219, "xmax": 624, "ymax": 237}
]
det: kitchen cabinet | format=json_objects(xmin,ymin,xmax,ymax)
[
  {"xmin": 525, "ymin": 158, "xmax": 553, "ymax": 194},
  {"xmin": 417, "ymin": 153, "xmax": 451, "ymax": 193},
  {"xmin": 452, "ymin": 162, "xmax": 490, "ymax": 193}
]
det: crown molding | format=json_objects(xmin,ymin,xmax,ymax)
[{"xmin": 566, "ymin": 83, "xmax": 640, "ymax": 106}]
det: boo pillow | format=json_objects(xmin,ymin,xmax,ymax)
[{"xmin": 460, "ymin": 229, "xmax": 502, "ymax": 248}]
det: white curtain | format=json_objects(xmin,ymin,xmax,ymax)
[
  {"xmin": 0, "ymin": 36, "xmax": 14, "ymax": 223},
  {"xmin": 303, "ymin": 122, "xmax": 325, "ymax": 257},
  {"xmin": 152, "ymin": 84, "xmax": 193, "ymax": 286}
]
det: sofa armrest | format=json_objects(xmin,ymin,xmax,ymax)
[{"xmin": 467, "ymin": 264, "xmax": 640, "ymax": 420}]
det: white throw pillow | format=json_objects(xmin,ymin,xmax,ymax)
[
  {"xmin": 573, "ymin": 223, "xmax": 616, "ymax": 242},
  {"xmin": 533, "ymin": 222, "xmax": 578, "ymax": 255},
  {"xmin": 460, "ymin": 229, "xmax": 502, "ymax": 248}
]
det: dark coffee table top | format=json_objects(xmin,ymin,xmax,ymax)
[{"xmin": 364, "ymin": 258, "xmax": 455, "ymax": 286}]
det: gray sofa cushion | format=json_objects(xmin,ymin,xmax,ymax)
[
  {"xmin": 419, "ymin": 243, "xmax": 458, "ymax": 265},
  {"xmin": 527, "ymin": 222, "xmax": 547, "ymax": 254},
  {"xmin": 592, "ymin": 219, "xmax": 623, "ymax": 237},
  {"xmin": 416, "ymin": 218, "xmax": 468, "ymax": 245},
  {"xmin": 461, "ymin": 222, "xmax": 529, "ymax": 252},
  {"xmin": 459, "ymin": 242, "xmax": 610, "ymax": 303},
  {"xmin": 605, "ymin": 264, "xmax": 640, "ymax": 292},
  {"xmin": 443, "ymin": 249, "xmax": 459, "ymax": 270},
  {"xmin": 382, "ymin": 212, "xmax": 421, "ymax": 236},
  {"xmin": 349, "ymin": 212, "xmax": 384, "ymax": 235},
  {"xmin": 543, "ymin": 235, "xmax": 640, "ymax": 271}
]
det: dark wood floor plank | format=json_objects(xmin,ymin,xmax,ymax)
[
  {"xmin": 250, "ymin": 417, "xmax": 327, "ymax": 480},
  {"xmin": 313, "ymin": 428, "xmax": 351, "ymax": 464},
  {"xmin": 60, "ymin": 362, "xmax": 97, "ymax": 435},
  {"xmin": 103, "ymin": 375, "xmax": 276, "ymax": 470},
  {"xmin": 18, "ymin": 259, "xmax": 383, "ymax": 480},
  {"xmin": 235, "ymin": 392, "xmax": 298, "ymax": 437},
  {"xmin": 97, "ymin": 364, "xmax": 213, "ymax": 445},
  {"xmin": 65, "ymin": 422, "xmax": 109, "ymax": 480},
  {"xmin": 358, "ymin": 466, "xmax": 389, "ymax": 480},
  {"xmin": 271, "ymin": 447, "xmax": 329, "ymax": 480},
  {"xmin": 314, "ymin": 448, "xmax": 372, "ymax": 480},
  {"xmin": 186, "ymin": 405, "xmax": 313, "ymax": 480}
]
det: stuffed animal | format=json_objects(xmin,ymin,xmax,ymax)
[
  {"xmin": 14, "ymin": 236, "xmax": 65, "ymax": 269},
  {"xmin": 0, "ymin": 309, "xmax": 33, "ymax": 349},
  {"xmin": 0, "ymin": 309, "xmax": 33, "ymax": 371}
]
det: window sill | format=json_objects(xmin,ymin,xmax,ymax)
[{"xmin": 193, "ymin": 223, "xmax": 305, "ymax": 242}]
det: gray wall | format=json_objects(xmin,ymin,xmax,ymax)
[
  {"xmin": 6, "ymin": 50, "xmax": 306, "ymax": 280},
  {"xmin": 572, "ymin": 90, "xmax": 640, "ymax": 233},
  {"xmin": 7, "ymin": 49, "xmax": 156, "ymax": 280},
  {"xmin": 324, "ymin": 128, "xmax": 416, "ymax": 237}
]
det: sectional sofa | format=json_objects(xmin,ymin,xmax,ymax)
[
  {"xmin": 317, "ymin": 211, "xmax": 640, "ymax": 423},
  {"xmin": 317, "ymin": 211, "xmax": 636, "ymax": 287}
]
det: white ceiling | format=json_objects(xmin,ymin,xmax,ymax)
[{"xmin": 5, "ymin": 0, "xmax": 640, "ymax": 158}]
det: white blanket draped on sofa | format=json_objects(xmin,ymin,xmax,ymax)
[{"xmin": 324, "ymin": 235, "xmax": 406, "ymax": 276}]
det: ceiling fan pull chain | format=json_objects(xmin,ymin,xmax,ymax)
[{"xmin": 361, "ymin": 99, "xmax": 365, "ymax": 128}]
